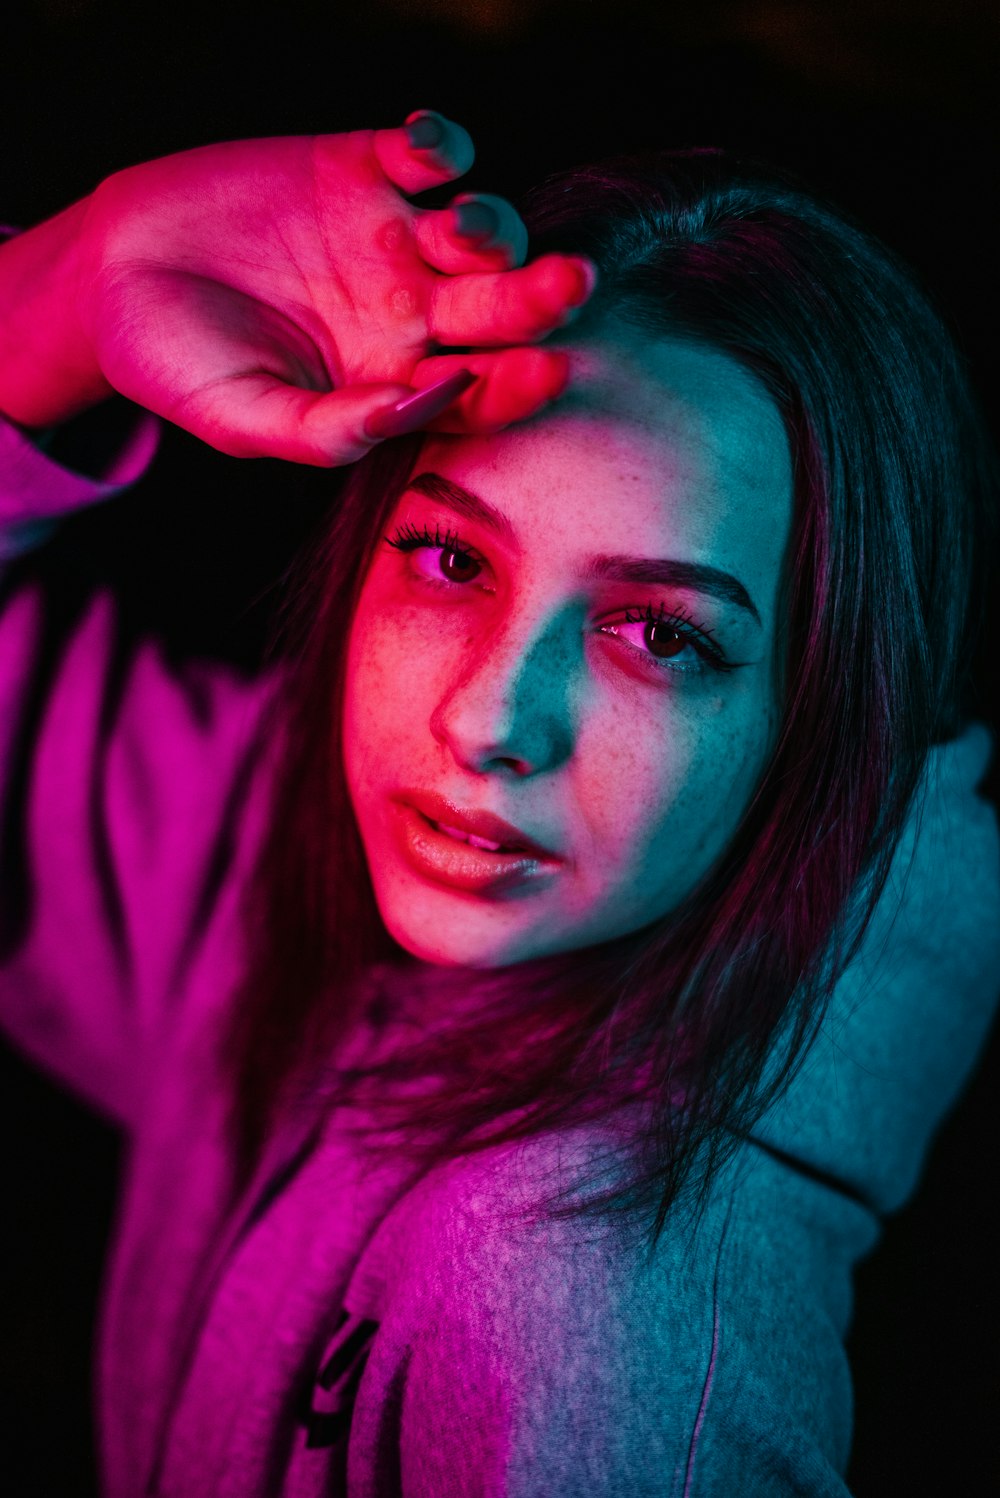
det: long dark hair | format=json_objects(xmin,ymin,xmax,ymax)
[{"xmin": 219, "ymin": 150, "xmax": 996, "ymax": 1250}]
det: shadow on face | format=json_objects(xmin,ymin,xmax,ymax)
[{"xmin": 343, "ymin": 328, "xmax": 794, "ymax": 968}]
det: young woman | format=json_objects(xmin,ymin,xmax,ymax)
[{"xmin": 1, "ymin": 112, "xmax": 997, "ymax": 1497}]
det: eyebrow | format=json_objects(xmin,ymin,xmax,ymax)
[{"xmin": 405, "ymin": 471, "xmax": 762, "ymax": 627}]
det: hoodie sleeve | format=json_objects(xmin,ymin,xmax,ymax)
[
  {"xmin": 0, "ymin": 411, "xmax": 278, "ymax": 1126},
  {"xmin": 750, "ymin": 721, "xmax": 1000, "ymax": 1217},
  {"xmin": 0, "ymin": 400, "xmax": 160, "ymax": 560},
  {"xmin": 341, "ymin": 722, "xmax": 1000, "ymax": 1498}
]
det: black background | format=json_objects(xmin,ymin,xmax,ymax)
[{"xmin": 2, "ymin": 1, "xmax": 998, "ymax": 1492}]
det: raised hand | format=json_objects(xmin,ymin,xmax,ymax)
[{"xmin": 38, "ymin": 113, "xmax": 594, "ymax": 464}]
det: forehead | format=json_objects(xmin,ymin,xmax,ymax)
[{"xmin": 417, "ymin": 334, "xmax": 794, "ymax": 597}]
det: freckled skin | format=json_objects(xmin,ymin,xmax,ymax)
[{"xmin": 343, "ymin": 330, "xmax": 794, "ymax": 968}]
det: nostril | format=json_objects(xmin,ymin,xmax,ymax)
[{"xmin": 497, "ymin": 755, "xmax": 534, "ymax": 778}]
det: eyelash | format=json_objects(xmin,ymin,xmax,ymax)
[
  {"xmin": 610, "ymin": 602, "xmax": 736, "ymax": 675},
  {"xmin": 383, "ymin": 523, "xmax": 737, "ymax": 677},
  {"xmin": 387, "ymin": 521, "xmax": 469, "ymax": 555}
]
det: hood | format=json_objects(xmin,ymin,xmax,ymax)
[{"xmin": 753, "ymin": 721, "xmax": 1000, "ymax": 1217}]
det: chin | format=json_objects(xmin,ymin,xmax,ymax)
[
  {"xmin": 376, "ymin": 898, "xmax": 539, "ymax": 971},
  {"xmin": 387, "ymin": 925, "xmax": 515, "ymax": 970}
]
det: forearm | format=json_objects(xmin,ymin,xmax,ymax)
[{"xmin": 0, "ymin": 199, "xmax": 112, "ymax": 429}]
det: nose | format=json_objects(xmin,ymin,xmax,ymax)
[{"xmin": 429, "ymin": 602, "xmax": 579, "ymax": 777}]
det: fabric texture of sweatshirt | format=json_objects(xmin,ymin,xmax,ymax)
[{"xmin": 1, "ymin": 410, "xmax": 999, "ymax": 1497}]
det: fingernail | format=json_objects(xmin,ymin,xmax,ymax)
[
  {"xmin": 567, "ymin": 257, "xmax": 598, "ymax": 307},
  {"xmin": 405, "ymin": 110, "xmax": 446, "ymax": 151},
  {"xmin": 452, "ymin": 197, "xmax": 501, "ymax": 247},
  {"xmin": 365, "ymin": 369, "xmax": 477, "ymax": 440}
]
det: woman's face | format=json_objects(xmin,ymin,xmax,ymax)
[{"xmin": 343, "ymin": 330, "xmax": 794, "ymax": 968}]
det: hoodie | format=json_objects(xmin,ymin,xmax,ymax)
[{"xmin": 1, "ymin": 410, "xmax": 998, "ymax": 1497}]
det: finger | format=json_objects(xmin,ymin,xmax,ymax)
[
  {"xmin": 429, "ymin": 253, "xmax": 598, "ymax": 347},
  {"xmin": 409, "ymin": 348, "xmax": 571, "ymax": 434},
  {"xmin": 412, "ymin": 194, "xmax": 529, "ymax": 274},
  {"xmin": 363, "ymin": 368, "xmax": 477, "ymax": 439},
  {"xmin": 168, "ymin": 375, "xmax": 417, "ymax": 466},
  {"xmin": 372, "ymin": 111, "xmax": 476, "ymax": 195}
]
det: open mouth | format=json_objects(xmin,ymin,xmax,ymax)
[
  {"xmin": 391, "ymin": 803, "xmax": 560, "ymax": 894},
  {"xmin": 428, "ymin": 818, "xmax": 519, "ymax": 854}
]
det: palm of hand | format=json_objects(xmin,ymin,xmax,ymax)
[{"xmin": 75, "ymin": 122, "xmax": 591, "ymax": 464}]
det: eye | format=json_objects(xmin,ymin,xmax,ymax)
[
  {"xmin": 435, "ymin": 546, "xmax": 481, "ymax": 584},
  {"xmin": 629, "ymin": 614, "xmax": 692, "ymax": 662},
  {"xmin": 597, "ymin": 604, "xmax": 735, "ymax": 676},
  {"xmin": 384, "ymin": 523, "xmax": 485, "ymax": 586}
]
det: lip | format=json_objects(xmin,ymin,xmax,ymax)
[
  {"xmin": 394, "ymin": 790, "xmax": 560, "ymax": 860},
  {"xmin": 389, "ymin": 792, "xmax": 562, "ymax": 896}
]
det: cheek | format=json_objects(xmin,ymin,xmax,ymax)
[
  {"xmin": 344, "ymin": 613, "xmax": 394, "ymax": 773},
  {"xmin": 574, "ymin": 712, "xmax": 697, "ymax": 911},
  {"xmin": 569, "ymin": 689, "xmax": 771, "ymax": 919},
  {"xmin": 343, "ymin": 596, "xmax": 411, "ymax": 805},
  {"xmin": 343, "ymin": 590, "xmax": 459, "ymax": 788}
]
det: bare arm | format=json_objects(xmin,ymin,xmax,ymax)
[{"xmin": 0, "ymin": 198, "xmax": 114, "ymax": 427}]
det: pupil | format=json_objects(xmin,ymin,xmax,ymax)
[
  {"xmin": 442, "ymin": 549, "xmax": 477, "ymax": 582},
  {"xmin": 646, "ymin": 619, "xmax": 684, "ymax": 659}
]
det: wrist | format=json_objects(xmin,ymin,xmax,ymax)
[{"xmin": 0, "ymin": 197, "xmax": 114, "ymax": 429}]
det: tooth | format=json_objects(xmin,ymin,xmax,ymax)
[
  {"xmin": 466, "ymin": 833, "xmax": 502, "ymax": 852},
  {"xmin": 436, "ymin": 821, "xmax": 469, "ymax": 844},
  {"xmin": 435, "ymin": 820, "xmax": 504, "ymax": 853}
]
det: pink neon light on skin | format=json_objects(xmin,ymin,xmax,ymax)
[{"xmin": 343, "ymin": 327, "xmax": 793, "ymax": 969}]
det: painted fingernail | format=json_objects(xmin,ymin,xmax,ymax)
[
  {"xmin": 365, "ymin": 369, "xmax": 477, "ymax": 440},
  {"xmin": 452, "ymin": 197, "xmax": 501, "ymax": 246},
  {"xmin": 566, "ymin": 257, "xmax": 598, "ymax": 307},
  {"xmin": 405, "ymin": 110, "xmax": 446, "ymax": 151}
]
